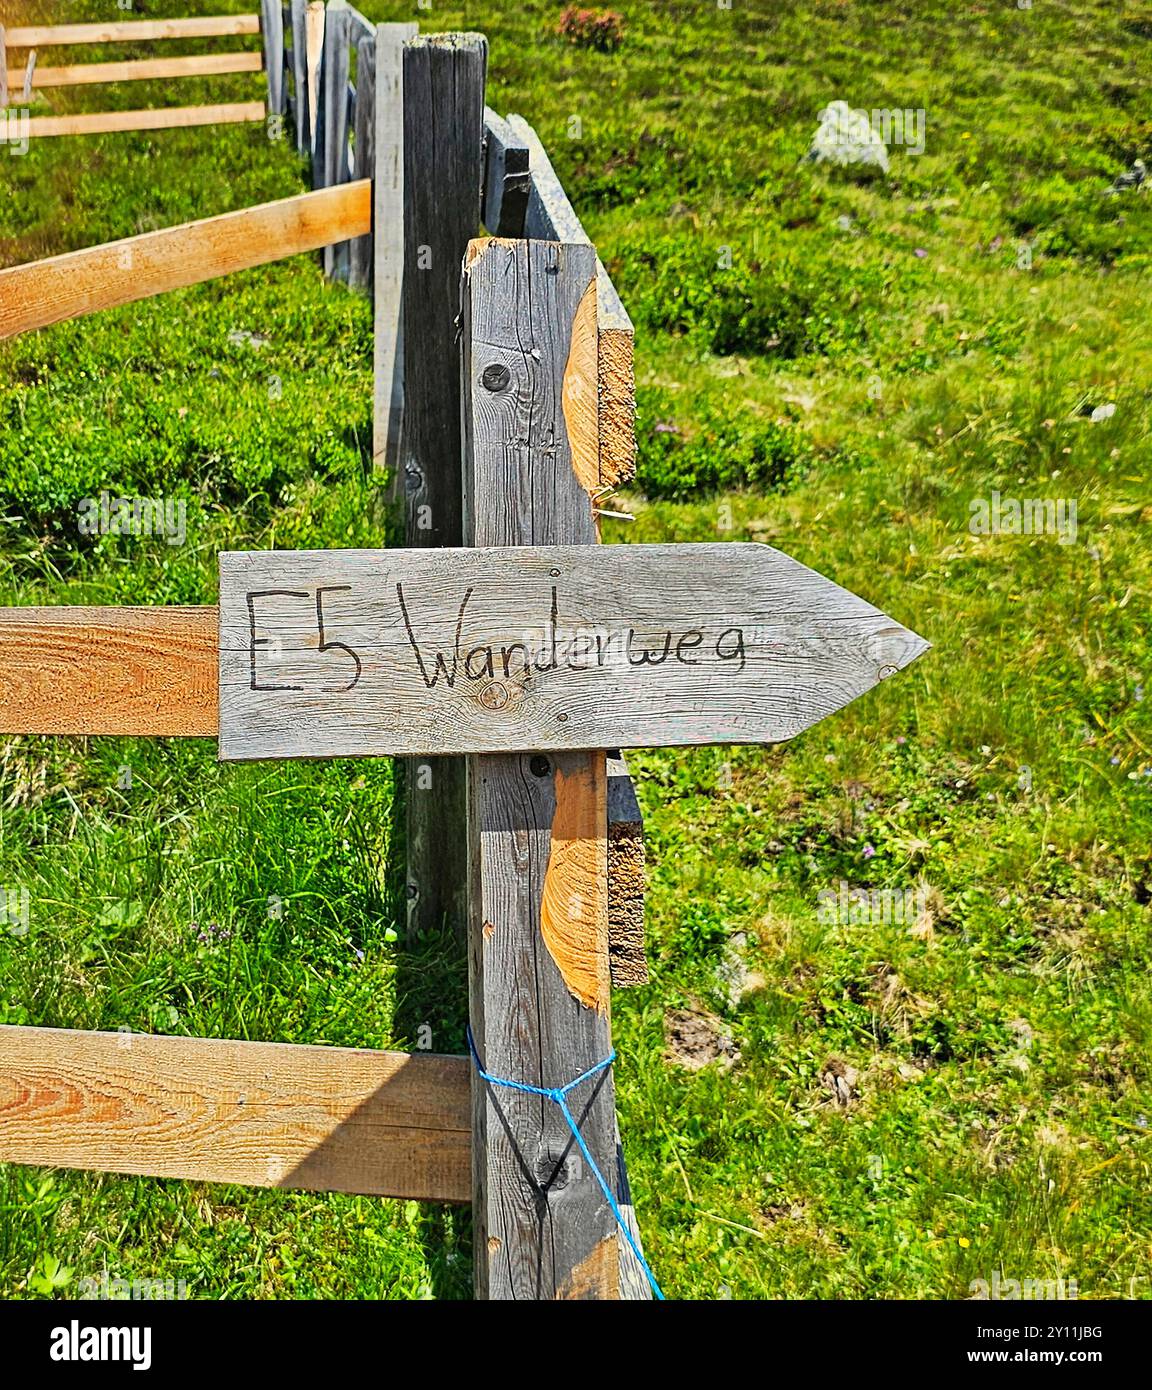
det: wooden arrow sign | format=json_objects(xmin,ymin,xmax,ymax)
[{"xmin": 217, "ymin": 543, "xmax": 928, "ymax": 760}]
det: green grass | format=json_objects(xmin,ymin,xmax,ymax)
[{"xmin": 1, "ymin": 0, "xmax": 1150, "ymax": 1300}]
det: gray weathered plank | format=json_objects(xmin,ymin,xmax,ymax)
[
  {"xmin": 348, "ymin": 32, "xmax": 375, "ymax": 290},
  {"xmin": 504, "ymin": 113, "xmax": 636, "ymax": 488},
  {"xmin": 316, "ymin": 0, "xmax": 350, "ymax": 276},
  {"xmin": 400, "ymin": 32, "xmax": 487, "ymax": 944},
  {"xmin": 505, "ymin": 112, "xmax": 630, "ymax": 334},
  {"xmin": 482, "ymin": 107, "xmax": 530, "ymax": 237},
  {"xmin": 260, "ymin": 0, "xmax": 285, "ymax": 116},
  {"xmin": 216, "ymin": 540, "xmax": 929, "ymax": 760},
  {"xmin": 289, "ymin": 0, "xmax": 309, "ymax": 150},
  {"xmin": 345, "ymin": 6, "xmax": 374, "ymax": 44},
  {"xmin": 371, "ymin": 21, "xmax": 417, "ymax": 470},
  {"xmin": 462, "ymin": 237, "xmax": 618, "ymax": 1299},
  {"xmin": 22, "ymin": 50, "xmax": 36, "ymax": 104}
]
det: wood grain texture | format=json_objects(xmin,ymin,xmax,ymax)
[
  {"xmin": 595, "ymin": 324, "xmax": 636, "ymax": 490},
  {"xmin": 607, "ymin": 754, "xmax": 648, "ymax": 987},
  {"xmin": 504, "ymin": 113, "xmax": 635, "ymax": 487},
  {"xmin": 0, "ymin": 28, "xmax": 7, "ymax": 110},
  {"xmin": 462, "ymin": 236, "xmax": 618, "ymax": 1299},
  {"xmin": 215, "ymin": 541, "xmax": 930, "ymax": 758},
  {"xmin": 10, "ymin": 52, "xmax": 263, "ymax": 89},
  {"xmin": 0, "ymin": 1026, "xmax": 470, "ymax": 1202},
  {"xmin": 5, "ymin": 17, "xmax": 261, "ymax": 47},
  {"xmin": 260, "ymin": 0, "xmax": 285, "ymax": 115},
  {"xmin": 540, "ymin": 759, "xmax": 609, "ymax": 1010},
  {"xmin": 401, "ymin": 32, "xmax": 487, "ymax": 945},
  {"xmin": 370, "ymin": 21, "xmax": 417, "ymax": 469},
  {"xmin": 0, "ymin": 181, "xmax": 371, "ymax": 340},
  {"xmin": 481, "ymin": 107, "xmax": 530, "ymax": 237},
  {"xmin": 347, "ymin": 30, "xmax": 375, "ymax": 290},
  {"xmin": 24, "ymin": 102, "xmax": 266, "ymax": 140},
  {"xmin": 0, "ymin": 607, "xmax": 217, "ymax": 737},
  {"xmin": 614, "ymin": 1123, "xmax": 654, "ymax": 1298}
]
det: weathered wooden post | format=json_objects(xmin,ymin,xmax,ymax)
[
  {"xmin": 304, "ymin": 1, "xmax": 324, "ymax": 151},
  {"xmin": 460, "ymin": 238, "xmax": 621, "ymax": 1298},
  {"xmin": 259, "ymin": 0, "xmax": 286, "ymax": 117},
  {"xmin": 481, "ymin": 108, "xmax": 531, "ymax": 237},
  {"xmin": 347, "ymin": 27, "xmax": 374, "ymax": 291},
  {"xmin": 288, "ymin": 0, "xmax": 310, "ymax": 151},
  {"xmin": 370, "ymin": 19, "xmax": 417, "ymax": 460},
  {"xmin": 400, "ymin": 33, "xmax": 487, "ymax": 943},
  {"xmin": 314, "ymin": 0, "xmax": 350, "ymax": 274}
]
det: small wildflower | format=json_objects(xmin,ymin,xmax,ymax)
[
  {"xmin": 958, "ymin": 1236, "xmax": 971, "ymax": 1249},
  {"xmin": 862, "ymin": 843, "xmax": 876, "ymax": 859},
  {"xmin": 913, "ymin": 247, "xmax": 928, "ymax": 258}
]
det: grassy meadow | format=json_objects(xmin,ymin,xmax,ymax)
[{"xmin": 0, "ymin": 0, "xmax": 1149, "ymax": 1300}]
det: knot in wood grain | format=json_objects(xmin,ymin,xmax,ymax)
[{"xmin": 477, "ymin": 680, "xmax": 513, "ymax": 711}]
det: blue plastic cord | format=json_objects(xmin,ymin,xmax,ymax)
[{"xmin": 466, "ymin": 1025, "xmax": 665, "ymax": 1300}]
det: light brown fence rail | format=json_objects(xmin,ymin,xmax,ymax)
[
  {"xmin": 12, "ymin": 52, "xmax": 263, "ymax": 90},
  {"xmin": 0, "ymin": 1027, "xmax": 471, "ymax": 1202},
  {"xmin": 4, "ymin": 17, "xmax": 261, "ymax": 46},
  {"xmin": 0, "ymin": 12, "xmax": 272, "ymax": 137},
  {"xmin": 0, "ymin": 181, "xmax": 371, "ymax": 339}
]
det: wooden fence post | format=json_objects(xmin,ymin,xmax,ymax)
[
  {"xmin": 481, "ymin": 108, "xmax": 531, "ymax": 237},
  {"xmin": 461, "ymin": 238, "xmax": 619, "ymax": 1299},
  {"xmin": 0, "ymin": 28, "xmax": 8, "ymax": 111},
  {"xmin": 371, "ymin": 22, "xmax": 416, "ymax": 469},
  {"xmin": 289, "ymin": 0, "xmax": 309, "ymax": 151},
  {"xmin": 259, "ymin": 0, "xmax": 285, "ymax": 116},
  {"xmin": 315, "ymin": 0, "xmax": 350, "ymax": 276},
  {"xmin": 347, "ymin": 29, "xmax": 374, "ymax": 291},
  {"xmin": 305, "ymin": 1, "xmax": 324, "ymax": 151},
  {"xmin": 401, "ymin": 33, "xmax": 487, "ymax": 944}
]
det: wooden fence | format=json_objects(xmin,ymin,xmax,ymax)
[
  {"xmin": 0, "ymin": 13, "xmax": 274, "ymax": 136},
  {"xmin": 0, "ymin": 6, "xmax": 652, "ymax": 1301},
  {"xmin": 0, "ymin": 7, "xmax": 930, "ymax": 1303}
]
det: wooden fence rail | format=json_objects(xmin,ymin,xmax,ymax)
[
  {"xmin": 3, "ymin": 17, "xmax": 261, "ymax": 47},
  {"xmin": 0, "ymin": 182, "xmax": 371, "ymax": 340},
  {"xmin": 1, "ymin": 13, "xmax": 272, "ymax": 142},
  {"xmin": 0, "ymin": 1026, "xmax": 470, "ymax": 1202},
  {"xmin": 23, "ymin": 102, "xmax": 266, "ymax": 140},
  {"xmin": 8, "ymin": 53, "xmax": 263, "ymax": 90}
]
